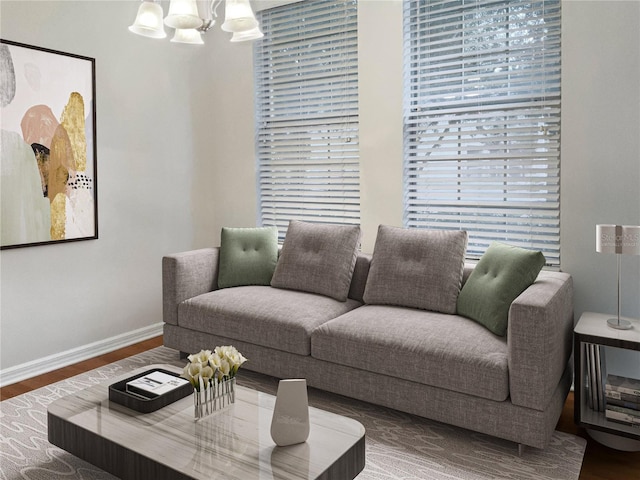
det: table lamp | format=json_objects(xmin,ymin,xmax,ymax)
[{"xmin": 596, "ymin": 224, "xmax": 640, "ymax": 330}]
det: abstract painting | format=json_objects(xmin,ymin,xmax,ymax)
[{"xmin": 0, "ymin": 40, "xmax": 97, "ymax": 249}]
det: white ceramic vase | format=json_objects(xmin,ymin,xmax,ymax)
[{"xmin": 270, "ymin": 379, "xmax": 310, "ymax": 446}]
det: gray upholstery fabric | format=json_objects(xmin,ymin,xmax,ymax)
[
  {"xmin": 462, "ymin": 263, "xmax": 474, "ymax": 285},
  {"xmin": 178, "ymin": 285, "xmax": 361, "ymax": 356},
  {"xmin": 312, "ymin": 305, "xmax": 509, "ymax": 401},
  {"xmin": 271, "ymin": 221, "xmax": 362, "ymax": 301},
  {"xmin": 162, "ymin": 248, "xmax": 219, "ymax": 326},
  {"xmin": 164, "ymin": 324, "xmax": 572, "ymax": 449},
  {"xmin": 162, "ymin": 244, "xmax": 575, "ymax": 449},
  {"xmin": 363, "ymin": 225, "xmax": 468, "ymax": 313},
  {"xmin": 347, "ymin": 253, "xmax": 371, "ymax": 303},
  {"xmin": 508, "ymin": 271, "xmax": 574, "ymax": 411}
]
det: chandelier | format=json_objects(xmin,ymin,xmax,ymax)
[{"xmin": 128, "ymin": 0, "xmax": 263, "ymax": 45}]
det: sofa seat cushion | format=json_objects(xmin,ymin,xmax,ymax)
[
  {"xmin": 178, "ymin": 286, "xmax": 362, "ymax": 356},
  {"xmin": 311, "ymin": 305, "xmax": 509, "ymax": 401}
]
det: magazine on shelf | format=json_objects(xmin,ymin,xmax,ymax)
[
  {"xmin": 584, "ymin": 343, "xmax": 608, "ymax": 412},
  {"xmin": 588, "ymin": 344, "xmax": 601, "ymax": 411},
  {"xmin": 606, "ymin": 374, "xmax": 640, "ymax": 398},
  {"xmin": 584, "ymin": 343, "xmax": 593, "ymax": 410},
  {"xmin": 126, "ymin": 370, "xmax": 189, "ymax": 399},
  {"xmin": 606, "ymin": 397, "xmax": 640, "ymax": 411},
  {"xmin": 605, "ymin": 404, "xmax": 640, "ymax": 426},
  {"xmin": 604, "ymin": 388, "xmax": 640, "ymax": 404},
  {"xmin": 594, "ymin": 344, "xmax": 605, "ymax": 412}
]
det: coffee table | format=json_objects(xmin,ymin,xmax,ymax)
[{"xmin": 48, "ymin": 364, "xmax": 365, "ymax": 480}]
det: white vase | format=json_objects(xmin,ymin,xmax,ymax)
[{"xmin": 270, "ymin": 379, "xmax": 310, "ymax": 446}]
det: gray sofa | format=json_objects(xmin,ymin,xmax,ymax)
[{"xmin": 162, "ymin": 231, "xmax": 574, "ymax": 451}]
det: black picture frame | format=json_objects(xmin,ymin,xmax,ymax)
[{"xmin": 0, "ymin": 39, "xmax": 98, "ymax": 250}]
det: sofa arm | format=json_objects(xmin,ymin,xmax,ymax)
[
  {"xmin": 162, "ymin": 248, "xmax": 219, "ymax": 326},
  {"xmin": 507, "ymin": 271, "xmax": 574, "ymax": 411}
]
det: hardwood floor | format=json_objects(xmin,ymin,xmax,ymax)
[
  {"xmin": 1, "ymin": 335, "xmax": 639, "ymax": 480},
  {"xmin": 555, "ymin": 391, "xmax": 640, "ymax": 480},
  {"xmin": 0, "ymin": 336, "xmax": 163, "ymax": 400}
]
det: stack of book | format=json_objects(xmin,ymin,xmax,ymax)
[{"xmin": 604, "ymin": 374, "xmax": 640, "ymax": 427}]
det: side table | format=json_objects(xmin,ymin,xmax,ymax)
[{"xmin": 574, "ymin": 312, "xmax": 640, "ymax": 451}]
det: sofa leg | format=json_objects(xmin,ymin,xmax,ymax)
[{"xmin": 518, "ymin": 443, "xmax": 525, "ymax": 456}]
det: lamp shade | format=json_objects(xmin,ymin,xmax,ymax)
[
  {"xmin": 221, "ymin": 0, "xmax": 259, "ymax": 33},
  {"xmin": 171, "ymin": 28, "xmax": 204, "ymax": 44},
  {"xmin": 230, "ymin": 26, "xmax": 264, "ymax": 42},
  {"xmin": 129, "ymin": 1, "xmax": 167, "ymax": 39},
  {"xmin": 164, "ymin": 0, "xmax": 203, "ymax": 29},
  {"xmin": 596, "ymin": 224, "xmax": 640, "ymax": 255}
]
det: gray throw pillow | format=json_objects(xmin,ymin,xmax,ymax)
[
  {"xmin": 363, "ymin": 225, "xmax": 468, "ymax": 314},
  {"xmin": 218, "ymin": 226, "xmax": 279, "ymax": 288},
  {"xmin": 457, "ymin": 242, "xmax": 545, "ymax": 336},
  {"xmin": 270, "ymin": 220, "xmax": 362, "ymax": 302}
]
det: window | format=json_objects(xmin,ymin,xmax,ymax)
[
  {"xmin": 403, "ymin": 0, "xmax": 561, "ymax": 266},
  {"xmin": 254, "ymin": 0, "xmax": 360, "ymax": 240}
]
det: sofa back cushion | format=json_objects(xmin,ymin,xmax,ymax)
[
  {"xmin": 218, "ymin": 226, "xmax": 279, "ymax": 288},
  {"xmin": 271, "ymin": 220, "xmax": 362, "ymax": 302},
  {"xmin": 363, "ymin": 225, "xmax": 468, "ymax": 314}
]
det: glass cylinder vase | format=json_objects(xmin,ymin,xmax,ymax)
[{"xmin": 193, "ymin": 376, "xmax": 236, "ymax": 420}]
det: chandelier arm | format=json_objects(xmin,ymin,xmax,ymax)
[
  {"xmin": 212, "ymin": 0, "xmax": 223, "ymax": 19},
  {"xmin": 198, "ymin": 0, "xmax": 223, "ymax": 33}
]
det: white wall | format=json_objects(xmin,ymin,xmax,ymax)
[
  {"xmin": 560, "ymin": 0, "xmax": 640, "ymax": 321},
  {"xmin": 1, "ymin": 0, "xmax": 639, "ymax": 378},
  {"xmin": 0, "ymin": 0, "xmax": 226, "ymax": 374},
  {"xmin": 357, "ymin": 0, "xmax": 405, "ymax": 251}
]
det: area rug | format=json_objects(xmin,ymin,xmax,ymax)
[{"xmin": 0, "ymin": 346, "xmax": 586, "ymax": 480}]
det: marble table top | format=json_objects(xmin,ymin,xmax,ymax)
[{"xmin": 47, "ymin": 364, "xmax": 366, "ymax": 480}]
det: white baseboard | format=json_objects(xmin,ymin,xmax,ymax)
[{"xmin": 0, "ymin": 323, "xmax": 164, "ymax": 388}]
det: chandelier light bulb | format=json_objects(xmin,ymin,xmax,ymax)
[
  {"xmin": 164, "ymin": 0, "xmax": 204, "ymax": 30},
  {"xmin": 230, "ymin": 26, "xmax": 264, "ymax": 42},
  {"xmin": 221, "ymin": 0, "xmax": 259, "ymax": 33},
  {"xmin": 128, "ymin": 1, "xmax": 167, "ymax": 39},
  {"xmin": 171, "ymin": 28, "xmax": 205, "ymax": 45}
]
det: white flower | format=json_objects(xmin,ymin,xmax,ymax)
[
  {"xmin": 187, "ymin": 361, "xmax": 203, "ymax": 378},
  {"xmin": 182, "ymin": 364, "xmax": 197, "ymax": 388},
  {"xmin": 213, "ymin": 345, "xmax": 248, "ymax": 377},
  {"xmin": 208, "ymin": 353, "xmax": 221, "ymax": 371},
  {"xmin": 200, "ymin": 365, "xmax": 215, "ymax": 383},
  {"xmin": 218, "ymin": 358, "xmax": 231, "ymax": 379},
  {"xmin": 188, "ymin": 349, "xmax": 212, "ymax": 364},
  {"xmin": 214, "ymin": 345, "xmax": 229, "ymax": 359},
  {"xmin": 183, "ymin": 345, "xmax": 248, "ymax": 387},
  {"xmin": 182, "ymin": 361, "xmax": 204, "ymax": 389}
]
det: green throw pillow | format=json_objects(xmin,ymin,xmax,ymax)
[
  {"xmin": 217, "ymin": 226, "xmax": 279, "ymax": 289},
  {"xmin": 456, "ymin": 242, "xmax": 545, "ymax": 336}
]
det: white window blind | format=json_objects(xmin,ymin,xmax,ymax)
[
  {"xmin": 254, "ymin": 0, "xmax": 360, "ymax": 240},
  {"xmin": 403, "ymin": 0, "xmax": 561, "ymax": 266}
]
